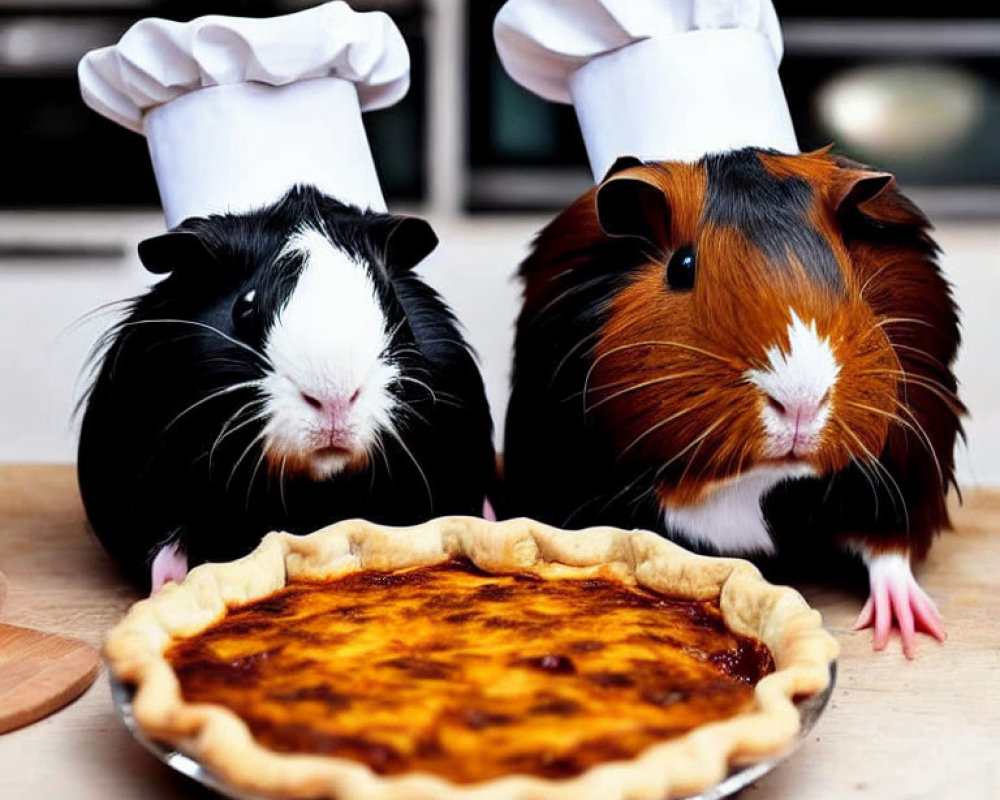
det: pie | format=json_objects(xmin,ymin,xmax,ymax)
[{"xmin": 104, "ymin": 516, "xmax": 838, "ymax": 799}]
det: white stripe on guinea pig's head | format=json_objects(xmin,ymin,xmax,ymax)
[{"xmin": 260, "ymin": 225, "xmax": 398, "ymax": 479}]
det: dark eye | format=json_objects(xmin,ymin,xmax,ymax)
[
  {"xmin": 665, "ymin": 245, "xmax": 696, "ymax": 291},
  {"xmin": 232, "ymin": 288, "xmax": 256, "ymax": 330}
]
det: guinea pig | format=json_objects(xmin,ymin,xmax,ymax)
[
  {"xmin": 78, "ymin": 185, "xmax": 495, "ymax": 592},
  {"xmin": 503, "ymin": 146, "xmax": 963, "ymax": 658}
]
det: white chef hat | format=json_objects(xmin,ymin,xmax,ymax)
[
  {"xmin": 494, "ymin": 0, "xmax": 799, "ymax": 181},
  {"xmin": 78, "ymin": 1, "xmax": 409, "ymax": 228}
]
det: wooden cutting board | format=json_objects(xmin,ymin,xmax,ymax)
[{"xmin": 0, "ymin": 623, "xmax": 100, "ymax": 734}]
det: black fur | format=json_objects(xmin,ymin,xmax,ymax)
[
  {"xmin": 78, "ymin": 186, "xmax": 494, "ymax": 587},
  {"xmin": 501, "ymin": 220, "xmax": 663, "ymax": 529},
  {"xmin": 704, "ymin": 149, "xmax": 843, "ymax": 292}
]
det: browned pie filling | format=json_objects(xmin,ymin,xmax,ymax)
[{"xmin": 166, "ymin": 559, "xmax": 774, "ymax": 783}]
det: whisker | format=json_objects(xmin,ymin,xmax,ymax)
[
  {"xmin": 874, "ymin": 316, "xmax": 935, "ymax": 331},
  {"xmin": 899, "ymin": 380, "xmax": 964, "ymax": 414},
  {"xmin": 385, "ymin": 425, "xmax": 433, "ymax": 513},
  {"xmin": 391, "ymin": 347, "xmax": 426, "ymax": 361},
  {"xmin": 209, "ymin": 396, "xmax": 262, "ymax": 448},
  {"xmin": 365, "ymin": 435, "xmax": 385, "ymax": 490},
  {"xmin": 163, "ymin": 379, "xmax": 266, "ymax": 434},
  {"xmin": 844, "ymin": 400, "xmax": 908, "ymax": 426},
  {"xmin": 60, "ymin": 297, "xmax": 135, "ymax": 342},
  {"xmin": 532, "ymin": 279, "xmax": 602, "ymax": 322},
  {"xmin": 373, "ymin": 434, "xmax": 393, "ymax": 482},
  {"xmin": 858, "ymin": 365, "xmax": 957, "ymax": 395},
  {"xmin": 386, "ymin": 318, "xmax": 407, "ymax": 344},
  {"xmin": 245, "ymin": 442, "xmax": 270, "ymax": 510},
  {"xmin": 652, "ymin": 417, "xmax": 727, "ymax": 481},
  {"xmin": 890, "ymin": 342, "xmax": 949, "ymax": 370},
  {"xmin": 690, "ymin": 419, "xmax": 749, "ymax": 490},
  {"xmin": 585, "ymin": 371, "xmax": 702, "ymax": 414},
  {"xmin": 727, "ymin": 439, "xmax": 753, "ymax": 479},
  {"xmin": 858, "ymin": 263, "xmax": 892, "ymax": 302},
  {"xmin": 392, "ymin": 362, "xmax": 436, "ymax": 383},
  {"xmin": 845, "ymin": 399, "xmax": 944, "ymax": 486},
  {"xmin": 563, "ymin": 494, "xmax": 603, "ymax": 526},
  {"xmin": 628, "ymin": 479, "xmax": 661, "ymax": 513},
  {"xmin": 394, "ymin": 401, "xmax": 431, "ymax": 428},
  {"xmin": 876, "ymin": 324, "xmax": 913, "ymax": 410},
  {"xmin": 591, "ymin": 339, "xmax": 740, "ymax": 371},
  {"xmin": 893, "ymin": 400, "xmax": 947, "ymax": 488},
  {"xmin": 229, "ymin": 430, "xmax": 268, "ymax": 494},
  {"xmin": 835, "ymin": 418, "xmax": 909, "ymax": 532},
  {"xmin": 595, "ymin": 467, "xmax": 657, "ymax": 516},
  {"xmin": 394, "ymin": 375, "xmax": 440, "ymax": 405},
  {"xmin": 619, "ymin": 404, "xmax": 701, "ymax": 457},
  {"xmin": 278, "ymin": 454, "xmax": 289, "ymax": 514},
  {"xmin": 562, "ymin": 376, "xmax": 636, "ymax": 403},
  {"xmin": 675, "ymin": 423, "xmax": 717, "ymax": 492},
  {"xmin": 870, "ymin": 456, "xmax": 908, "ymax": 533},
  {"xmin": 849, "ymin": 453, "xmax": 880, "ymax": 518},
  {"xmin": 563, "ymin": 461, "xmax": 657, "ymax": 525},
  {"xmin": 117, "ymin": 318, "xmax": 268, "ymax": 365},
  {"xmin": 550, "ymin": 330, "xmax": 601, "ymax": 386},
  {"xmin": 209, "ymin": 404, "xmax": 269, "ymax": 472},
  {"xmin": 857, "ymin": 369, "xmax": 963, "ymax": 411},
  {"xmin": 583, "ymin": 342, "xmax": 731, "ymax": 418}
]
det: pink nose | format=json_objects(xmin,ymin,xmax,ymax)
[
  {"xmin": 766, "ymin": 392, "xmax": 829, "ymax": 438},
  {"xmin": 300, "ymin": 387, "xmax": 361, "ymax": 424}
]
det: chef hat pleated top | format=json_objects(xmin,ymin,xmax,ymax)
[
  {"xmin": 494, "ymin": 0, "xmax": 799, "ymax": 182},
  {"xmin": 79, "ymin": 1, "xmax": 409, "ymax": 228}
]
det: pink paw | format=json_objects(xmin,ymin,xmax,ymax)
[
  {"xmin": 853, "ymin": 552, "xmax": 945, "ymax": 659},
  {"xmin": 151, "ymin": 541, "xmax": 188, "ymax": 595},
  {"xmin": 482, "ymin": 497, "xmax": 497, "ymax": 522}
]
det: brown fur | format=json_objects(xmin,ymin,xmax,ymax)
[
  {"xmin": 588, "ymin": 157, "xmax": 899, "ymax": 511},
  {"xmin": 509, "ymin": 147, "xmax": 962, "ymax": 562}
]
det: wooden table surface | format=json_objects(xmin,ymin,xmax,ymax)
[{"xmin": 0, "ymin": 464, "xmax": 997, "ymax": 800}]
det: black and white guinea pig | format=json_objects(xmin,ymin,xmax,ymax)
[
  {"xmin": 78, "ymin": 185, "xmax": 495, "ymax": 591},
  {"xmin": 503, "ymin": 147, "xmax": 964, "ymax": 657}
]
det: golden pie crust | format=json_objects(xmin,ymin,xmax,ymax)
[{"xmin": 104, "ymin": 517, "xmax": 838, "ymax": 799}]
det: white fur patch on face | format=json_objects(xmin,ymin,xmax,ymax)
[
  {"xmin": 261, "ymin": 226, "xmax": 397, "ymax": 478},
  {"xmin": 662, "ymin": 462, "xmax": 815, "ymax": 554},
  {"xmin": 745, "ymin": 311, "xmax": 839, "ymax": 459}
]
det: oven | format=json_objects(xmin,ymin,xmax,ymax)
[{"xmin": 464, "ymin": 1, "xmax": 1000, "ymax": 218}]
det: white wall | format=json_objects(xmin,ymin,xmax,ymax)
[
  {"xmin": 0, "ymin": 212, "xmax": 996, "ymax": 486},
  {"xmin": 936, "ymin": 224, "xmax": 1000, "ymax": 487}
]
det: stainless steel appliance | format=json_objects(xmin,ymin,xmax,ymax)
[{"xmin": 465, "ymin": 2, "xmax": 1000, "ymax": 217}]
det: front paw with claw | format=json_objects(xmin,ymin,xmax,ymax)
[
  {"xmin": 854, "ymin": 551, "xmax": 945, "ymax": 659},
  {"xmin": 151, "ymin": 540, "xmax": 189, "ymax": 595}
]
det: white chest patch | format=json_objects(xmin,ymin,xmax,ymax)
[{"xmin": 662, "ymin": 463, "xmax": 816, "ymax": 555}]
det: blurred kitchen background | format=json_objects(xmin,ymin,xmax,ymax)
[{"xmin": 0, "ymin": 0, "xmax": 998, "ymax": 485}]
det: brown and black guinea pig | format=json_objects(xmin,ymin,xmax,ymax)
[{"xmin": 503, "ymin": 146, "xmax": 964, "ymax": 658}]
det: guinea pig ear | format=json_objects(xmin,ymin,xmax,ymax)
[
  {"xmin": 600, "ymin": 155, "xmax": 644, "ymax": 183},
  {"xmin": 595, "ymin": 173, "xmax": 671, "ymax": 253},
  {"xmin": 831, "ymin": 169, "xmax": 895, "ymax": 214},
  {"xmin": 382, "ymin": 216, "xmax": 439, "ymax": 273},
  {"xmin": 137, "ymin": 231, "xmax": 216, "ymax": 275}
]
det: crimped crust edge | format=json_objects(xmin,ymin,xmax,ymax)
[{"xmin": 105, "ymin": 516, "xmax": 839, "ymax": 800}]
